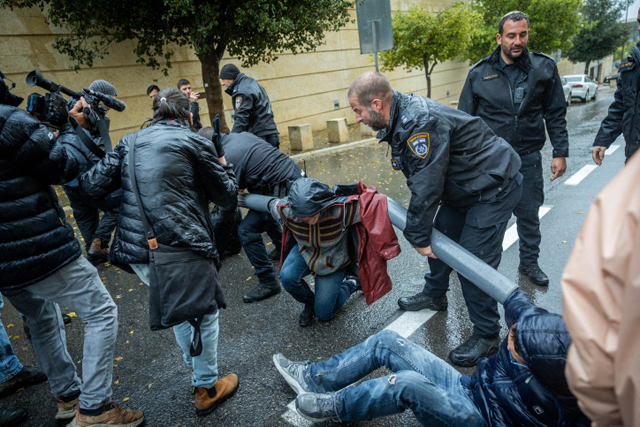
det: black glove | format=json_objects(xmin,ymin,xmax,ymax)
[{"xmin": 211, "ymin": 114, "xmax": 225, "ymax": 158}]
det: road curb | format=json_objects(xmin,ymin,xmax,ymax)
[{"xmin": 289, "ymin": 137, "xmax": 379, "ymax": 161}]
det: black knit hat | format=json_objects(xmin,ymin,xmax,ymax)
[
  {"xmin": 219, "ymin": 64, "xmax": 240, "ymax": 80},
  {"xmin": 89, "ymin": 79, "xmax": 117, "ymax": 96}
]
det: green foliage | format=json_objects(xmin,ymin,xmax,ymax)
[
  {"xmin": 0, "ymin": 0, "xmax": 353, "ymax": 71},
  {"xmin": 465, "ymin": 0, "xmax": 583, "ymax": 63},
  {"xmin": 379, "ymin": 2, "xmax": 481, "ymax": 97},
  {"xmin": 566, "ymin": 0, "xmax": 630, "ymax": 68}
]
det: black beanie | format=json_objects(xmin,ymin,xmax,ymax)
[{"xmin": 219, "ymin": 64, "xmax": 240, "ymax": 80}]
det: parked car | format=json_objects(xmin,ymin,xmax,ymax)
[
  {"xmin": 563, "ymin": 74, "xmax": 598, "ymax": 102},
  {"xmin": 603, "ymin": 74, "xmax": 619, "ymax": 85},
  {"xmin": 560, "ymin": 76, "xmax": 572, "ymax": 106}
]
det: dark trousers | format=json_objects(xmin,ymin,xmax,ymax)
[
  {"xmin": 262, "ymin": 133, "xmax": 280, "ymax": 150},
  {"xmin": 238, "ymin": 210, "xmax": 282, "ymax": 283},
  {"xmin": 513, "ymin": 151, "xmax": 544, "ymax": 266},
  {"xmin": 63, "ymin": 186, "xmax": 119, "ymax": 251},
  {"xmin": 422, "ymin": 175, "xmax": 522, "ymax": 338}
]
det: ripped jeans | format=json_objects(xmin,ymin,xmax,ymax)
[{"xmin": 303, "ymin": 330, "xmax": 485, "ymax": 426}]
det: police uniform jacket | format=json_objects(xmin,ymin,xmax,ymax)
[
  {"xmin": 221, "ymin": 132, "xmax": 298, "ymax": 195},
  {"xmin": 379, "ymin": 91, "xmax": 521, "ymax": 248},
  {"xmin": 459, "ymin": 47, "xmax": 569, "ymax": 159},
  {"xmin": 594, "ymin": 43, "xmax": 640, "ymax": 160},
  {"xmin": 225, "ymin": 73, "xmax": 278, "ymax": 138}
]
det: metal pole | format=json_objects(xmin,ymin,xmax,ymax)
[
  {"xmin": 239, "ymin": 193, "xmax": 519, "ymax": 305},
  {"xmin": 372, "ymin": 20, "xmax": 379, "ymax": 72}
]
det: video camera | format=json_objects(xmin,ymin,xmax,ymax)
[{"xmin": 25, "ymin": 70, "xmax": 126, "ymax": 129}]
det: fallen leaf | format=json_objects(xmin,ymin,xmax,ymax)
[
  {"xmin": 68, "ymin": 312, "xmax": 78, "ymax": 318},
  {"xmin": 6, "ymin": 324, "xmax": 13, "ymax": 328},
  {"xmin": 13, "ymin": 335, "xmax": 20, "ymax": 339},
  {"xmin": 562, "ymin": 240, "xmax": 568, "ymax": 244},
  {"xmin": 114, "ymin": 380, "xmax": 119, "ymax": 385},
  {"xmin": 122, "ymin": 397, "xmax": 129, "ymax": 402},
  {"xmin": 126, "ymin": 340, "xmax": 129, "ymax": 344},
  {"xmin": 148, "ymin": 383, "xmax": 153, "ymax": 389},
  {"xmin": 129, "ymin": 330, "xmax": 134, "ymax": 335},
  {"xmin": 128, "ymin": 289, "xmax": 133, "ymax": 292},
  {"xmin": 116, "ymin": 295, "xmax": 121, "ymax": 299},
  {"xmin": 576, "ymin": 211, "xmax": 582, "ymax": 214},
  {"xmin": 114, "ymin": 356, "xmax": 123, "ymax": 361},
  {"xmin": 245, "ymin": 276, "xmax": 252, "ymax": 281}
]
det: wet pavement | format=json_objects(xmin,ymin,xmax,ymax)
[{"xmin": 1, "ymin": 88, "xmax": 627, "ymax": 426}]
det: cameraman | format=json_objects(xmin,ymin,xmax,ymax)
[
  {"xmin": 62, "ymin": 79, "xmax": 121, "ymax": 266},
  {"xmin": 0, "ymin": 72, "xmax": 144, "ymax": 426}
]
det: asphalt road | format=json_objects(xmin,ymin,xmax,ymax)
[{"xmin": 1, "ymin": 87, "xmax": 627, "ymax": 426}]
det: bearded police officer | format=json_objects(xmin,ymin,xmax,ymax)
[
  {"xmin": 219, "ymin": 64, "xmax": 280, "ymax": 149},
  {"xmin": 592, "ymin": 7, "xmax": 640, "ymax": 165},
  {"xmin": 459, "ymin": 11, "xmax": 569, "ymax": 286},
  {"xmin": 348, "ymin": 72, "xmax": 523, "ymax": 367}
]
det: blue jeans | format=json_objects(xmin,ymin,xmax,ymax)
[
  {"xmin": 2, "ymin": 256, "xmax": 118, "ymax": 410},
  {"xmin": 301, "ymin": 330, "xmax": 485, "ymax": 426},
  {"xmin": 0, "ymin": 297, "xmax": 23, "ymax": 383},
  {"xmin": 279, "ymin": 244, "xmax": 355, "ymax": 321},
  {"xmin": 131, "ymin": 264, "xmax": 219, "ymax": 388}
]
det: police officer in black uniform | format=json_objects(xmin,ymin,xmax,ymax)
[
  {"xmin": 219, "ymin": 64, "xmax": 280, "ymax": 149},
  {"xmin": 593, "ymin": 7, "xmax": 640, "ymax": 164},
  {"xmin": 199, "ymin": 127, "xmax": 301, "ymax": 303},
  {"xmin": 348, "ymin": 72, "xmax": 523, "ymax": 367},
  {"xmin": 459, "ymin": 11, "xmax": 569, "ymax": 286}
]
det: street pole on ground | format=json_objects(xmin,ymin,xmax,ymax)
[{"xmin": 238, "ymin": 193, "xmax": 519, "ymax": 305}]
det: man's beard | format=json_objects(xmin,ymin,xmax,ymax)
[
  {"xmin": 502, "ymin": 43, "xmax": 526, "ymax": 62},
  {"xmin": 366, "ymin": 107, "xmax": 388, "ymax": 131}
]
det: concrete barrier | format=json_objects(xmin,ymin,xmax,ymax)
[
  {"xmin": 327, "ymin": 118, "xmax": 349, "ymax": 143},
  {"xmin": 288, "ymin": 124, "xmax": 314, "ymax": 151}
]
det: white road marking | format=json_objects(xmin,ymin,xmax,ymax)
[
  {"xmin": 564, "ymin": 165, "xmax": 598, "ymax": 186},
  {"xmin": 502, "ymin": 206, "xmax": 552, "ymax": 251},
  {"xmin": 282, "ymin": 401, "xmax": 313, "ymax": 427},
  {"xmin": 384, "ymin": 308, "xmax": 438, "ymax": 337},
  {"xmin": 607, "ymin": 144, "xmax": 620, "ymax": 154}
]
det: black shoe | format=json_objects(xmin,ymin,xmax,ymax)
[
  {"xmin": 398, "ymin": 292, "xmax": 447, "ymax": 312},
  {"xmin": 0, "ymin": 366, "xmax": 47, "ymax": 398},
  {"xmin": 268, "ymin": 247, "xmax": 281, "ymax": 262},
  {"xmin": 62, "ymin": 314, "xmax": 72, "ymax": 325},
  {"xmin": 242, "ymin": 280, "xmax": 281, "ymax": 303},
  {"xmin": 519, "ymin": 264, "xmax": 549, "ymax": 286},
  {"xmin": 449, "ymin": 335, "xmax": 501, "ymax": 367},
  {"xmin": 345, "ymin": 275, "xmax": 361, "ymax": 294},
  {"xmin": 299, "ymin": 304, "xmax": 315, "ymax": 327},
  {"xmin": 0, "ymin": 408, "xmax": 27, "ymax": 426}
]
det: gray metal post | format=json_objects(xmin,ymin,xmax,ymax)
[
  {"xmin": 372, "ymin": 20, "xmax": 379, "ymax": 72},
  {"xmin": 239, "ymin": 193, "xmax": 519, "ymax": 304}
]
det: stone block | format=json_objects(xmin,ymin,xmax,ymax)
[
  {"xmin": 360, "ymin": 122, "xmax": 377, "ymax": 137},
  {"xmin": 289, "ymin": 124, "xmax": 313, "ymax": 151},
  {"xmin": 327, "ymin": 118, "xmax": 349, "ymax": 143}
]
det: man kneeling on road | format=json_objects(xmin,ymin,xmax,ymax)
[
  {"xmin": 348, "ymin": 71, "xmax": 522, "ymax": 367},
  {"xmin": 198, "ymin": 126, "xmax": 301, "ymax": 303},
  {"xmin": 273, "ymin": 289, "xmax": 590, "ymax": 426},
  {"xmin": 265, "ymin": 178, "xmax": 400, "ymax": 327}
]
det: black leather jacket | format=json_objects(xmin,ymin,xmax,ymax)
[
  {"xmin": 225, "ymin": 73, "xmax": 278, "ymax": 138},
  {"xmin": 594, "ymin": 43, "xmax": 640, "ymax": 160},
  {"xmin": 459, "ymin": 47, "xmax": 569, "ymax": 158},
  {"xmin": 379, "ymin": 91, "xmax": 521, "ymax": 248},
  {"xmin": 80, "ymin": 120, "xmax": 238, "ymax": 267}
]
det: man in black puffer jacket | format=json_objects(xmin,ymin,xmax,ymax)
[
  {"xmin": 273, "ymin": 289, "xmax": 590, "ymax": 427},
  {"xmin": 0, "ymin": 78, "xmax": 143, "ymax": 426}
]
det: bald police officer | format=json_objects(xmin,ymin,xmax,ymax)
[{"xmin": 348, "ymin": 72, "xmax": 522, "ymax": 367}]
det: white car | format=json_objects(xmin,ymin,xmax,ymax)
[
  {"xmin": 563, "ymin": 74, "xmax": 598, "ymax": 102},
  {"xmin": 560, "ymin": 76, "xmax": 572, "ymax": 106}
]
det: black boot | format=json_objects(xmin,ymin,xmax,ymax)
[
  {"xmin": 62, "ymin": 314, "xmax": 72, "ymax": 325},
  {"xmin": 243, "ymin": 280, "xmax": 281, "ymax": 303},
  {"xmin": 299, "ymin": 304, "xmax": 315, "ymax": 327},
  {"xmin": 0, "ymin": 366, "xmax": 47, "ymax": 398},
  {"xmin": 0, "ymin": 408, "xmax": 27, "ymax": 426},
  {"xmin": 449, "ymin": 335, "xmax": 501, "ymax": 367},
  {"xmin": 398, "ymin": 292, "xmax": 447, "ymax": 311},
  {"xmin": 268, "ymin": 247, "xmax": 281, "ymax": 262},
  {"xmin": 518, "ymin": 263, "xmax": 549, "ymax": 286}
]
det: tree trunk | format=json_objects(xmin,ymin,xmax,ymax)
[
  {"xmin": 198, "ymin": 44, "xmax": 229, "ymax": 133},
  {"xmin": 583, "ymin": 60, "xmax": 591, "ymax": 76},
  {"xmin": 423, "ymin": 57, "xmax": 438, "ymax": 98}
]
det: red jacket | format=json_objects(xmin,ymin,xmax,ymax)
[{"xmin": 278, "ymin": 182, "xmax": 400, "ymax": 305}]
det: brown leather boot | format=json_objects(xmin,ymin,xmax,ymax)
[
  {"xmin": 68, "ymin": 402, "xmax": 144, "ymax": 426},
  {"xmin": 195, "ymin": 374, "xmax": 239, "ymax": 416},
  {"xmin": 87, "ymin": 238, "xmax": 108, "ymax": 266}
]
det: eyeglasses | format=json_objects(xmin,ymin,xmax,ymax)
[{"xmin": 509, "ymin": 350, "xmax": 528, "ymax": 369}]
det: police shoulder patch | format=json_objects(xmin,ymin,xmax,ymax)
[
  {"xmin": 235, "ymin": 96, "xmax": 242, "ymax": 110},
  {"xmin": 619, "ymin": 61, "xmax": 635, "ymax": 71},
  {"xmin": 407, "ymin": 133, "xmax": 430, "ymax": 159}
]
